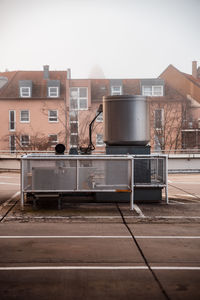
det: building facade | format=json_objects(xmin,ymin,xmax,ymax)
[
  {"xmin": 160, "ymin": 62, "xmax": 200, "ymax": 150},
  {"xmin": 0, "ymin": 63, "xmax": 199, "ymax": 154}
]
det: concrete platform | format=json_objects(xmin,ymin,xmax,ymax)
[{"xmin": 0, "ymin": 172, "xmax": 200, "ymax": 299}]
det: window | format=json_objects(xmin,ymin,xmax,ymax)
[
  {"xmin": 48, "ymin": 110, "xmax": 58, "ymax": 122},
  {"xmin": 96, "ymin": 134, "xmax": 104, "ymax": 146},
  {"xmin": 49, "ymin": 134, "xmax": 58, "ymax": 145},
  {"xmin": 142, "ymin": 86, "xmax": 163, "ymax": 96},
  {"xmin": 70, "ymin": 122, "xmax": 78, "ymax": 134},
  {"xmin": 21, "ymin": 135, "xmax": 29, "ymax": 147},
  {"xmin": 20, "ymin": 87, "xmax": 31, "ymax": 98},
  {"xmin": 96, "ymin": 112, "xmax": 103, "ymax": 122},
  {"xmin": 69, "ymin": 111, "xmax": 79, "ymax": 147},
  {"xmin": 48, "ymin": 87, "xmax": 59, "ymax": 98},
  {"xmin": 69, "ymin": 111, "xmax": 78, "ymax": 122},
  {"xmin": 70, "ymin": 134, "xmax": 78, "ymax": 147},
  {"xmin": 9, "ymin": 110, "xmax": 16, "ymax": 131},
  {"xmin": 154, "ymin": 109, "xmax": 164, "ymax": 129},
  {"xmin": 70, "ymin": 87, "xmax": 88, "ymax": 110},
  {"xmin": 9, "ymin": 135, "xmax": 16, "ymax": 153},
  {"xmin": 111, "ymin": 86, "xmax": 122, "ymax": 95},
  {"xmin": 20, "ymin": 110, "xmax": 30, "ymax": 122}
]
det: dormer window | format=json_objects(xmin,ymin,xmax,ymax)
[
  {"xmin": 111, "ymin": 86, "xmax": 122, "ymax": 95},
  {"xmin": 20, "ymin": 87, "xmax": 31, "ymax": 98},
  {"xmin": 47, "ymin": 80, "xmax": 60, "ymax": 98},
  {"xmin": 141, "ymin": 79, "xmax": 164, "ymax": 97},
  {"xmin": 142, "ymin": 86, "xmax": 163, "ymax": 96},
  {"xmin": 48, "ymin": 87, "xmax": 59, "ymax": 97},
  {"xmin": 19, "ymin": 80, "xmax": 32, "ymax": 98}
]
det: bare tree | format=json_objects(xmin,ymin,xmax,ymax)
[{"xmin": 150, "ymin": 100, "xmax": 188, "ymax": 152}]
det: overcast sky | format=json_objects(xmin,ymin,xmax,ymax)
[{"xmin": 0, "ymin": 0, "xmax": 200, "ymax": 78}]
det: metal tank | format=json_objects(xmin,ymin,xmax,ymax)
[{"xmin": 103, "ymin": 95, "xmax": 150, "ymax": 146}]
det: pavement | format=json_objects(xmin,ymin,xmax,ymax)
[{"xmin": 0, "ymin": 172, "xmax": 200, "ymax": 300}]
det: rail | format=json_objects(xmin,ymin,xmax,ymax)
[
  {"xmin": 2, "ymin": 148, "xmax": 200, "ymax": 156},
  {"xmin": 20, "ymin": 154, "xmax": 168, "ymax": 210}
]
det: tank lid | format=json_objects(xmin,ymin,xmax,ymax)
[{"xmin": 103, "ymin": 95, "xmax": 146, "ymax": 101}]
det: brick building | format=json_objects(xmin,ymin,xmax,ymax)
[
  {"xmin": 0, "ymin": 63, "xmax": 199, "ymax": 154},
  {"xmin": 0, "ymin": 66, "xmax": 68, "ymax": 152},
  {"xmin": 160, "ymin": 62, "xmax": 200, "ymax": 149}
]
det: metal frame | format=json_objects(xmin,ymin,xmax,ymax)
[{"xmin": 20, "ymin": 154, "xmax": 168, "ymax": 211}]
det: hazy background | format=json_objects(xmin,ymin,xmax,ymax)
[{"xmin": 0, "ymin": 0, "xmax": 199, "ymax": 78}]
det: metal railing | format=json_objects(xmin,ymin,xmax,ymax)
[{"xmin": 20, "ymin": 154, "xmax": 168, "ymax": 210}]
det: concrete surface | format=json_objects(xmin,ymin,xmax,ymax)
[{"xmin": 0, "ymin": 172, "xmax": 200, "ymax": 299}]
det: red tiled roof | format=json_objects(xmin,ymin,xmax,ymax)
[
  {"xmin": 0, "ymin": 70, "xmax": 67, "ymax": 98},
  {"xmin": 91, "ymin": 78, "xmax": 141, "ymax": 101},
  {"xmin": 181, "ymin": 72, "xmax": 200, "ymax": 88}
]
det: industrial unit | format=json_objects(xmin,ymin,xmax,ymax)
[{"xmin": 21, "ymin": 95, "xmax": 168, "ymax": 209}]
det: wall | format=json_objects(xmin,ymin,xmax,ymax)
[
  {"xmin": 1, "ymin": 155, "xmax": 200, "ymax": 173},
  {"xmin": 0, "ymin": 98, "xmax": 66, "ymax": 150}
]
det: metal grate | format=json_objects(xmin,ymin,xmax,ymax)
[{"xmin": 21, "ymin": 154, "xmax": 168, "ymax": 210}]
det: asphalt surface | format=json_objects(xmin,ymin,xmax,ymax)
[{"xmin": 0, "ymin": 172, "xmax": 200, "ymax": 300}]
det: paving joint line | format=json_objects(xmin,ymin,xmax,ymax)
[
  {"xmin": 0, "ymin": 191, "xmax": 20, "ymax": 223},
  {"xmin": 116, "ymin": 202, "xmax": 170, "ymax": 300},
  {"xmin": 168, "ymin": 183, "xmax": 200, "ymax": 201}
]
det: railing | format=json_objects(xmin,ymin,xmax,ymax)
[
  {"xmin": 153, "ymin": 149, "xmax": 200, "ymax": 154},
  {"xmin": 1, "ymin": 148, "xmax": 200, "ymax": 157},
  {"xmin": 21, "ymin": 154, "xmax": 168, "ymax": 210}
]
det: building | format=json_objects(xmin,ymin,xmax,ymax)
[
  {"xmin": 0, "ymin": 63, "xmax": 198, "ymax": 154},
  {"xmin": 0, "ymin": 66, "xmax": 68, "ymax": 152},
  {"xmin": 160, "ymin": 61, "xmax": 200, "ymax": 149}
]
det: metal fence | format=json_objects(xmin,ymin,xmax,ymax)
[{"xmin": 21, "ymin": 154, "xmax": 168, "ymax": 210}]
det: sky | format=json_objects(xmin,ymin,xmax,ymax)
[{"xmin": 0, "ymin": 0, "xmax": 200, "ymax": 78}]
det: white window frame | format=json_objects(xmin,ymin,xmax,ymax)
[
  {"xmin": 96, "ymin": 133, "xmax": 104, "ymax": 147},
  {"xmin": 48, "ymin": 134, "xmax": 58, "ymax": 146},
  {"xmin": 48, "ymin": 110, "xmax": 58, "ymax": 122},
  {"xmin": 142, "ymin": 85, "xmax": 163, "ymax": 97},
  {"xmin": 111, "ymin": 86, "xmax": 122, "ymax": 95},
  {"xmin": 20, "ymin": 87, "xmax": 31, "ymax": 98},
  {"xmin": 70, "ymin": 87, "xmax": 88, "ymax": 110},
  {"xmin": 70, "ymin": 122, "xmax": 79, "ymax": 135},
  {"xmin": 20, "ymin": 110, "xmax": 30, "ymax": 123},
  {"xmin": 70, "ymin": 133, "xmax": 78, "ymax": 147},
  {"xmin": 9, "ymin": 110, "xmax": 16, "ymax": 131},
  {"xmin": 69, "ymin": 111, "xmax": 79, "ymax": 147},
  {"xmin": 48, "ymin": 87, "xmax": 59, "ymax": 98},
  {"xmin": 20, "ymin": 135, "xmax": 30, "ymax": 147}
]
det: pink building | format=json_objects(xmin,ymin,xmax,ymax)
[
  {"xmin": 1, "ymin": 63, "xmax": 199, "ymax": 154},
  {"xmin": 0, "ymin": 66, "xmax": 68, "ymax": 152}
]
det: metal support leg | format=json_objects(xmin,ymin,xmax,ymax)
[
  {"xmin": 20, "ymin": 159, "xmax": 24, "ymax": 210},
  {"xmin": 33, "ymin": 197, "xmax": 37, "ymax": 210},
  {"xmin": 21, "ymin": 192, "xmax": 24, "ymax": 210},
  {"xmin": 130, "ymin": 158, "xmax": 134, "ymax": 210},
  {"xmin": 58, "ymin": 197, "xmax": 62, "ymax": 210}
]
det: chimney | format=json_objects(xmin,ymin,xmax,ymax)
[
  {"xmin": 43, "ymin": 65, "xmax": 49, "ymax": 79},
  {"xmin": 192, "ymin": 61, "xmax": 197, "ymax": 78},
  {"xmin": 67, "ymin": 68, "xmax": 71, "ymax": 80}
]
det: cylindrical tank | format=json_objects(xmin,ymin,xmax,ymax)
[{"xmin": 103, "ymin": 95, "xmax": 150, "ymax": 146}]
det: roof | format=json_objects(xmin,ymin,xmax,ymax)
[
  {"xmin": 91, "ymin": 78, "xmax": 141, "ymax": 101},
  {"xmin": 159, "ymin": 64, "xmax": 200, "ymax": 104},
  {"xmin": 0, "ymin": 70, "xmax": 67, "ymax": 99},
  {"xmin": 181, "ymin": 72, "xmax": 200, "ymax": 88}
]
